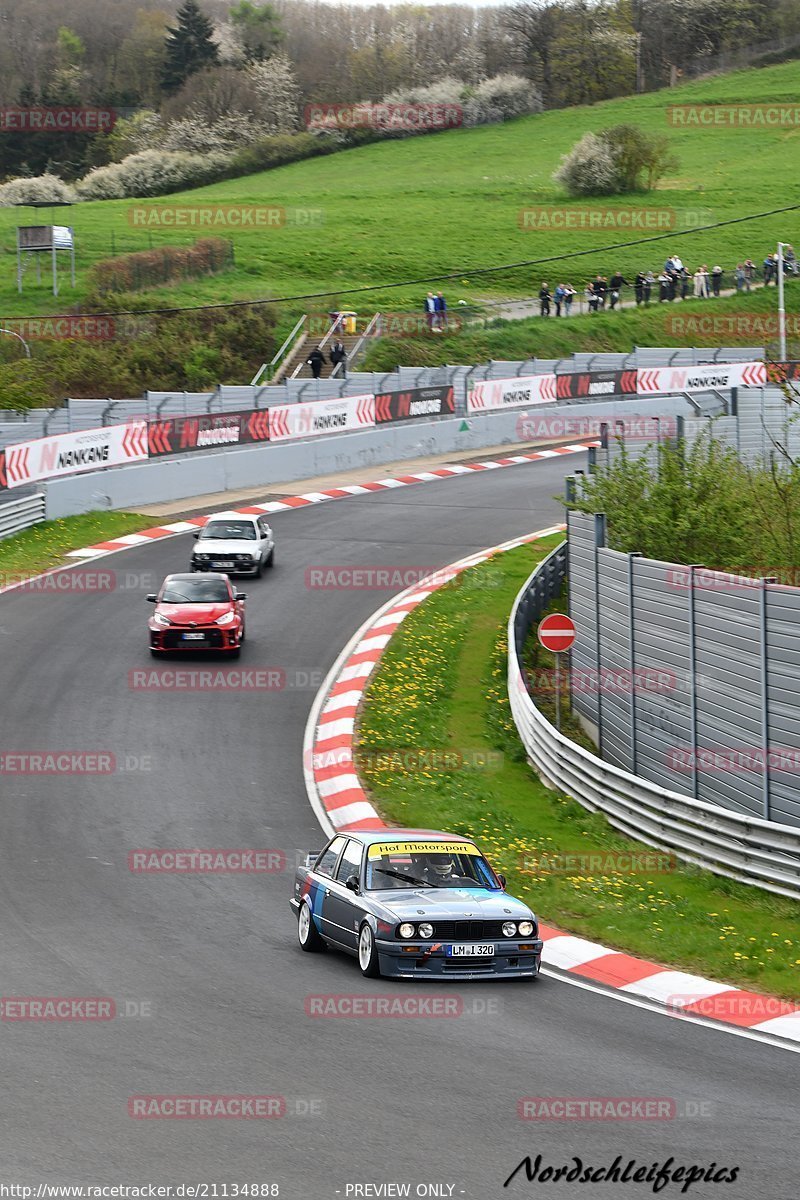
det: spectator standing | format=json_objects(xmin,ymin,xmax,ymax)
[
  {"xmin": 554, "ymin": 284, "xmax": 565, "ymax": 317},
  {"xmin": 609, "ymin": 271, "xmax": 628, "ymax": 309},
  {"xmin": 643, "ymin": 271, "xmax": 653, "ymax": 304},
  {"xmin": 679, "ymin": 266, "xmax": 690, "ymax": 301},
  {"xmin": 634, "ymin": 271, "xmax": 645, "ymax": 305},
  {"xmin": 594, "ymin": 275, "xmax": 608, "ymax": 308},
  {"xmin": 586, "ymin": 281, "xmax": 597, "ymax": 312},
  {"xmin": 658, "ymin": 271, "xmax": 670, "ymax": 302},
  {"xmin": 744, "ymin": 259, "xmax": 756, "ymax": 288},
  {"xmin": 711, "ymin": 265, "xmax": 723, "ymax": 297},
  {"xmin": 307, "ymin": 345, "xmax": 326, "ymax": 379},
  {"xmin": 764, "ymin": 253, "xmax": 775, "ymax": 285},
  {"xmin": 435, "ymin": 292, "xmax": 448, "ymax": 329},
  {"xmin": 329, "ymin": 339, "xmax": 347, "ymax": 378},
  {"xmin": 693, "ymin": 266, "xmax": 708, "ymax": 298},
  {"xmin": 539, "ymin": 282, "xmax": 551, "ymax": 316},
  {"xmin": 563, "ymin": 284, "xmax": 575, "ymax": 315},
  {"xmin": 785, "ymin": 245, "xmax": 797, "ymax": 275},
  {"xmin": 735, "ymin": 263, "xmax": 746, "ymax": 291},
  {"xmin": 424, "ymin": 292, "xmax": 436, "ymax": 330}
]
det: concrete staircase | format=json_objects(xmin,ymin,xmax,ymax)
[{"xmin": 291, "ymin": 331, "xmax": 362, "ymax": 380}]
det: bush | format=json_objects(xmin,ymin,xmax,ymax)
[
  {"xmin": 553, "ymin": 131, "xmax": 620, "ymax": 197},
  {"xmin": 0, "ymin": 174, "xmax": 76, "ymax": 206},
  {"xmin": 554, "ymin": 124, "xmax": 678, "ymax": 196},
  {"xmin": 87, "ymin": 238, "xmax": 234, "ymax": 294},
  {"xmin": 76, "ymin": 149, "xmax": 233, "ymax": 200},
  {"xmin": 383, "ymin": 73, "xmax": 541, "ymax": 134}
]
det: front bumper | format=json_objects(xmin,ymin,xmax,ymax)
[
  {"xmin": 376, "ymin": 938, "xmax": 544, "ymax": 980},
  {"xmin": 149, "ymin": 626, "xmax": 241, "ymax": 652},
  {"xmin": 192, "ymin": 558, "xmax": 260, "ymax": 577}
]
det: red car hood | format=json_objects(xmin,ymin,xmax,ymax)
[{"xmin": 157, "ymin": 603, "xmax": 233, "ymax": 624}]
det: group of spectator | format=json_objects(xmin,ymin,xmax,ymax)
[
  {"xmin": 306, "ymin": 338, "xmax": 348, "ymax": 379},
  {"xmin": 536, "ymin": 247, "xmax": 798, "ymax": 316},
  {"xmin": 424, "ymin": 291, "xmax": 448, "ymax": 331}
]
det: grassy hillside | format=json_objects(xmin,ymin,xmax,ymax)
[{"xmin": 0, "ymin": 60, "xmax": 799, "ymax": 334}]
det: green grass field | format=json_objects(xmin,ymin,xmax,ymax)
[
  {"xmin": 357, "ymin": 540, "xmax": 800, "ymax": 1000},
  {"xmin": 0, "ymin": 511, "xmax": 152, "ymax": 581},
  {"xmin": 1, "ymin": 60, "xmax": 800, "ymax": 338}
]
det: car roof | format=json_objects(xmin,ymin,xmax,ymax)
[
  {"xmin": 163, "ymin": 573, "xmax": 230, "ymax": 582},
  {"xmin": 205, "ymin": 511, "xmax": 258, "ymax": 522},
  {"xmin": 342, "ymin": 829, "xmax": 479, "ymax": 848}
]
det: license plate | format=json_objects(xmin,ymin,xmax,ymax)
[
  {"xmin": 182, "ymin": 632, "xmax": 206, "ymax": 641},
  {"xmin": 446, "ymin": 943, "xmax": 494, "ymax": 957},
  {"xmin": 211, "ymin": 561, "xmax": 233, "ymax": 569}
]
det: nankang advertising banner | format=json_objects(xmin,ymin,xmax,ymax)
[
  {"xmin": 374, "ymin": 385, "xmax": 455, "ymax": 424},
  {"xmin": 2, "ymin": 422, "xmax": 148, "ymax": 488},
  {"xmin": 467, "ymin": 374, "xmax": 557, "ymax": 414},
  {"xmin": 147, "ymin": 410, "xmax": 270, "ymax": 458},
  {"xmin": 637, "ymin": 361, "xmax": 767, "ymax": 395},
  {"xmin": 267, "ymin": 394, "xmax": 375, "ymax": 442},
  {"xmin": 555, "ymin": 369, "xmax": 638, "ymax": 400}
]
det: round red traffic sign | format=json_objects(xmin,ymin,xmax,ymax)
[{"xmin": 537, "ymin": 613, "xmax": 576, "ymax": 653}]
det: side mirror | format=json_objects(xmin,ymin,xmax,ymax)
[
  {"xmin": 345, "ymin": 875, "xmax": 360, "ymax": 894},
  {"xmin": 145, "ymin": 594, "xmax": 157, "ymax": 603},
  {"xmin": 235, "ymin": 592, "xmax": 247, "ymax": 601},
  {"xmin": 192, "ymin": 531, "xmax": 200, "ymax": 540},
  {"xmin": 496, "ymin": 873, "xmax": 507, "ymax": 890}
]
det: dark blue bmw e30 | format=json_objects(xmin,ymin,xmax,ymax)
[{"xmin": 290, "ymin": 828, "xmax": 543, "ymax": 980}]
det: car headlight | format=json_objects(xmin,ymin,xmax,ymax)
[
  {"xmin": 216, "ymin": 611, "xmax": 236, "ymax": 626},
  {"xmin": 418, "ymin": 922, "xmax": 433, "ymax": 939},
  {"xmin": 237, "ymin": 554, "xmax": 254, "ymax": 562},
  {"xmin": 194, "ymin": 553, "xmax": 209, "ymax": 562},
  {"xmin": 502, "ymin": 921, "xmax": 518, "ymax": 938},
  {"xmin": 518, "ymin": 920, "xmax": 535, "ymax": 937},
  {"xmin": 154, "ymin": 612, "xmax": 172, "ymax": 627},
  {"xmin": 398, "ymin": 923, "xmax": 415, "ymax": 939}
]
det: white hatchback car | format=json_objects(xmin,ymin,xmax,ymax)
[{"xmin": 191, "ymin": 511, "xmax": 275, "ymax": 577}]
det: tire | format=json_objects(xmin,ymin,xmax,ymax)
[
  {"xmin": 229, "ymin": 645, "xmax": 241, "ymax": 659},
  {"xmin": 357, "ymin": 923, "xmax": 381, "ymax": 978},
  {"xmin": 149, "ymin": 647, "xmax": 159, "ymax": 657},
  {"xmin": 266, "ymin": 546, "xmax": 275, "ymax": 568},
  {"xmin": 255, "ymin": 556, "xmax": 263, "ymax": 579},
  {"xmin": 298, "ymin": 902, "xmax": 325, "ymax": 953}
]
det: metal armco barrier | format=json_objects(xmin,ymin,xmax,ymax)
[
  {"xmin": 374, "ymin": 385, "xmax": 454, "ymax": 423},
  {"xmin": 147, "ymin": 409, "xmax": 269, "ymax": 458},
  {"xmin": 0, "ymin": 492, "xmax": 46, "ymax": 541},
  {"xmin": 508, "ymin": 543, "xmax": 800, "ymax": 901}
]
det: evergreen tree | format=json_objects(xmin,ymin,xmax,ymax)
[{"xmin": 160, "ymin": 0, "xmax": 219, "ymax": 95}]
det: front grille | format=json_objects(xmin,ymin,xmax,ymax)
[
  {"xmin": 162, "ymin": 628, "xmax": 224, "ymax": 649},
  {"xmin": 400, "ymin": 920, "xmax": 508, "ymax": 941}
]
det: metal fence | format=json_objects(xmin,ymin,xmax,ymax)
[
  {"xmin": 508, "ymin": 543, "xmax": 800, "ymax": 900},
  {"xmin": 567, "ymin": 509, "xmax": 800, "ymax": 828},
  {"xmin": 0, "ymin": 492, "xmax": 46, "ymax": 541}
]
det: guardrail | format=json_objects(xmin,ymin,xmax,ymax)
[
  {"xmin": 507, "ymin": 542, "xmax": 800, "ymax": 901},
  {"xmin": 0, "ymin": 492, "xmax": 46, "ymax": 541}
]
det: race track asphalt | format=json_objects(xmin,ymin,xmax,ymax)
[{"xmin": 0, "ymin": 454, "xmax": 796, "ymax": 1198}]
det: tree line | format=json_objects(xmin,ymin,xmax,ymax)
[{"xmin": 1, "ymin": 0, "xmax": 799, "ymax": 180}]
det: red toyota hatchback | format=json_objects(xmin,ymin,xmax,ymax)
[{"xmin": 147, "ymin": 573, "xmax": 246, "ymax": 657}]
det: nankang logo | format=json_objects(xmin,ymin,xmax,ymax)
[
  {"xmin": 57, "ymin": 445, "xmax": 110, "ymax": 468},
  {"xmin": 503, "ymin": 389, "xmax": 531, "ymax": 404}
]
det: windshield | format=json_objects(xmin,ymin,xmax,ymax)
[
  {"xmin": 200, "ymin": 521, "xmax": 257, "ymax": 541},
  {"xmin": 161, "ymin": 579, "xmax": 230, "ymax": 604},
  {"xmin": 364, "ymin": 840, "xmax": 500, "ymax": 891}
]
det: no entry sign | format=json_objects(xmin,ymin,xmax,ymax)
[{"xmin": 537, "ymin": 613, "xmax": 576, "ymax": 653}]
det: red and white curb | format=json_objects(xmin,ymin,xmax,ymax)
[
  {"xmin": 302, "ymin": 531, "xmax": 800, "ymax": 1050},
  {"xmin": 55, "ymin": 444, "xmax": 593, "ymax": 562}
]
